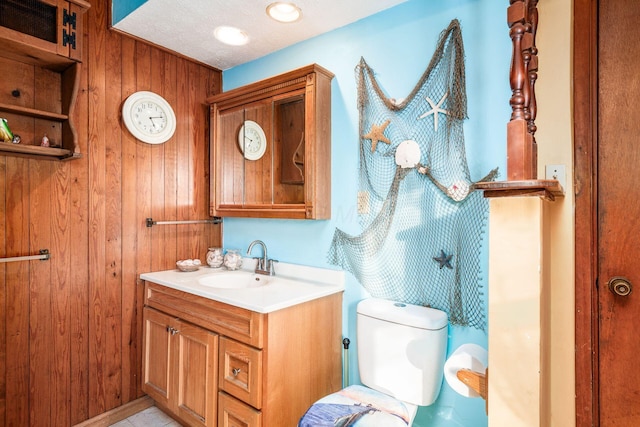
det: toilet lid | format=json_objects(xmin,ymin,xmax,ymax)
[{"xmin": 298, "ymin": 385, "xmax": 411, "ymax": 427}]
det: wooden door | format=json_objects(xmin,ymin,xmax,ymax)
[
  {"xmin": 142, "ymin": 308, "xmax": 172, "ymax": 407},
  {"xmin": 173, "ymin": 319, "xmax": 218, "ymax": 427},
  {"xmin": 596, "ymin": 0, "xmax": 640, "ymax": 425}
]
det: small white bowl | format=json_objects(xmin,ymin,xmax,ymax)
[{"xmin": 176, "ymin": 259, "xmax": 201, "ymax": 272}]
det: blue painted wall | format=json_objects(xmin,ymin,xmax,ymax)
[
  {"xmin": 111, "ymin": 0, "xmax": 147, "ymax": 24},
  {"xmin": 222, "ymin": 1, "xmax": 509, "ymax": 425}
]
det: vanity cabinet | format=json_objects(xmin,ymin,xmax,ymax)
[
  {"xmin": 142, "ymin": 280, "xmax": 342, "ymax": 427},
  {"xmin": 143, "ymin": 307, "xmax": 219, "ymax": 427},
  {"xmin": 207, "ymin": 64, "xmax": 334, "ymax": 219},
  {"xmin": 0, "ymin": 0, "xmax": 89, "ymax": 160}
]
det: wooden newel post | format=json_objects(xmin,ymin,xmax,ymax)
[{"xmin": 507, "ymin": 0, "xmax": 539, "ymax": 180}]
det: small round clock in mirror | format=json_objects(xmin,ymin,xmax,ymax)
[
  {"xmin": 122, "ymin": 91, "xmax": 176, "ymax": 144},
  {"xmin": 237, "ymin": 120, "xmax": 267, "ymax": 160}
]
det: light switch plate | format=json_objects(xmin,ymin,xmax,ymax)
[{"xmin": 545, "ymin": 164, "xmax": 566, "ymax": 190}]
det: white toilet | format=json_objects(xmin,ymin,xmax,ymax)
[{"xmin": 298, "ymin": 297, "xmax": 448, "ymax": 426}]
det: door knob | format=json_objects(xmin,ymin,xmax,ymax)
[{"xmin": 608, "ymin": 277, "xmax": 632, "ymax": 297}]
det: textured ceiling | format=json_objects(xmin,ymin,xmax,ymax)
[{"xmin": 113, "ymin": 0, "xmax": 408, "ymax": 70}]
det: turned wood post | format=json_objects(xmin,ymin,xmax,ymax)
[{"xmin": 507, "ymin": 0, "xmax": 539, "ymax": 180}]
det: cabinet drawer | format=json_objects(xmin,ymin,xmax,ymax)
[
  {"xmin": 144, "ymin": 281, "xmax": 264, "ymax": 347},
  {"xmin": 218, "ymin": 392, "xmax": 262, "ymax": 427},
  {"xmin": 219, "ymin": 337, "xmax": 262, "ymax": 409}
]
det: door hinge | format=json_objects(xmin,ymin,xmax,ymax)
[
  {"xmin": 62, "ymin": 29, "xmax": 76, "ymax": 49},
  {"xmin": 63, "ymin": 9, "xmax": 77, "ymax": 30}
]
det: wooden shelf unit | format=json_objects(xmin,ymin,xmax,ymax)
[{"xmin": 0, "ymin": 0, "xmax": 88, "ymax": 161}]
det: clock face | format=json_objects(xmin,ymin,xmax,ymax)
[
  {"xmin": 237, "ymin": 120, "xmax": 267, "ymax": 160},
  {"xmin": 133, "ymin": 100, "xmax": 168, "ymax": 134},
  {"xmin": 122, "ymin": 91, "xmax": 176, "ymax": 144}
]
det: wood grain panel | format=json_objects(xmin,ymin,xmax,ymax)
[
  {"xmin": 189, "ymin": 61, "xmax": 206, "ymax": 256},
  {"xmin": 175, "ymin": 57, "xmax": 189, "ymax": 259},
  {"xmin": 28, "ymin": 159, "xmax": 53, "ymax": 427},
  {"xmin": 5, "ymin": 159, "xmax": 29, "ymax": 426},
  {"xmin": 5, "ymin": 158, "xmax": 30, "ymax": 427},
  {"xmin": 70, "ymin": 26, "xmax": 91, "ymax": 424},
  {"xmin": 0, "ymin": 158, "xmax": 5, "ymax": 423},
  {"xmin": 0, "ymin": 56, "xmax": 34, "ymax": 107},
  {"xmin": 87, "ymin": 0, "xmax": 108, "ymax": 415},
  {"xmin": 120, "ymin": 35, "xmax": 139, "ymax": 405},
  {"xmin": 243, "ymin": 100, "xmax": 273, "ymax": 205},
  {"xmin": 162, "ymin": 53, "xmax": 178, "ymax": 271},
  {"xmin": 263, "ymin": 293, "xmax": 342, "ymax": 425},
  {"xmin": 35, "ymin": 66, "xmax": 61, "ymax": 113},
  {"xmin": 51, "ymin": 161, "xmax": 71, "ymax": 427},
  {"xmin": 135, "ymin": 40, "xmax": 153, "ymax": 297},
  {"xmin": 103, "ymin": 25, "xmax": 124, "ymax": 413},
  {"xmin": 0, "ymin": 0, "xmax": 222, "ymax": 423},
  {"xmin": 150, "ymin": 47, "xmax": 167, "ymax": 273},
  {"xmin": 217, "ymin": 107, "xmax": 245, "ymax": 206}
]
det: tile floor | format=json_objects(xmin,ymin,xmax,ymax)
[{"xmin": 109, "ymin": 406, "xmax": 182, "ymax": 427}]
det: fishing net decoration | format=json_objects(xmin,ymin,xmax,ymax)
[{"xmin": 328, "ymin": 19, "xmax": 498, "ymax": 331}]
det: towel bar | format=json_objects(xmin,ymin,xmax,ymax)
[
  {"xmin": 0, "ymin": 249, "xmax": 50, "ymax": 263},
  {"xmin": 146, "ymin": 217, "xmax": 222, "ymax": 227}
]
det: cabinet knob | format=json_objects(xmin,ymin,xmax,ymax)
[
  {"xmin": 232, "ymin": 368, "xmax": 241, "ymax": 376},
  {"xmin": 608, "ymin": 276, "xmax": 632, "ymax": 297}
]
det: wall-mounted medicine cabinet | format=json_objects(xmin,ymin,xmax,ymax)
[{"xmin": 207, "ymin": 64, "xmax": 333, "ymax": 219}]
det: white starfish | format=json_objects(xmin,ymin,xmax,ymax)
[{"xmin": 418, "ymin": 92, "xmax": 449, "ymax": 132}]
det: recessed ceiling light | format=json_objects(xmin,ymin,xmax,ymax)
[
  {"xmin": 266, "ymin": 2, "xmax": 302, "ymax": 23},
  {"xmin": 214, "ymin": 26, "xmax": 249, "ymax": 46}
]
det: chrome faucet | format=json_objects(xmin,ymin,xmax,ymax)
[{"xmin": 246, "ymin": 240, "xmax": 276, "ymax": 275}]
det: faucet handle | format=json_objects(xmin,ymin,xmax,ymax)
[
  {"xmin": 267, "ymin": 259, "xmax": 278, "ymax": 276},
  {"xmin": 253, "ymin": 257, "xmax": 264, "ymax": 270}
]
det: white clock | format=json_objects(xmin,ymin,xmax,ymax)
[
  {"xmin": 237, "ymin": 120, "xmax": 267, "ymax": 160},
  {"xmin": 122, "ymin": 91, "xmax": 176, "ymax": 144}
]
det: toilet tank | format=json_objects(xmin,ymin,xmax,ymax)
[{"xmin": 357, "ymin": 298, "xmax": 448, "ymax": 406}]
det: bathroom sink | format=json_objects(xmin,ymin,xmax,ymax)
[
  {"xmin": 140, "ymin": 260, "xmax": 345, "ymax": 313},
  {"xmin": 197, "ymin": 271, "xmax": 271, "ymax": 289}
]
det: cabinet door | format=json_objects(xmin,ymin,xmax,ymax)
[
  {"xmin": 0, "ymin": 0, "xmax": 85, "ymax": 61},
  {"xmin": 174, "ymin": 319, "xmax": 219, "ymax": 427},
  {"xmin": 218, "ymin": 392, "xmax": 262, "ymax": 427},
  {"xmin": 56, "ymin": 0, "xmax": 83, "ymax": 60},
  {"xmin": 142, "ymin": 307, "xmax": 172, "ymax": 407}
]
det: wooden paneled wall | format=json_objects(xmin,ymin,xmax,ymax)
[{"xmin": 0, "ymin": 0, "xmax": 222, "ymax": 425}]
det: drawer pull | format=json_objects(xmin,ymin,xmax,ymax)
[
  {"xmin": 166, "ymin": 326, "xmax": 180, "ymax": 335},
  {"xmin": 232, "ymin": 368, "xmax": 242, "ymax": 376}
]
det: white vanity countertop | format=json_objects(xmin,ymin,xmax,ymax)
[{"xmin": 139, "ymin": 259, "xmax": 345, "ymax": 313}]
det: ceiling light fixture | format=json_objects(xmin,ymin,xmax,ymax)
[
  {"xmin": 266, "ymin": 2, "xmax": 302, "ymax": 23},
  {"xmin": 214, "ymin": 26, "xmax": 249, "ymax": 46}
]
